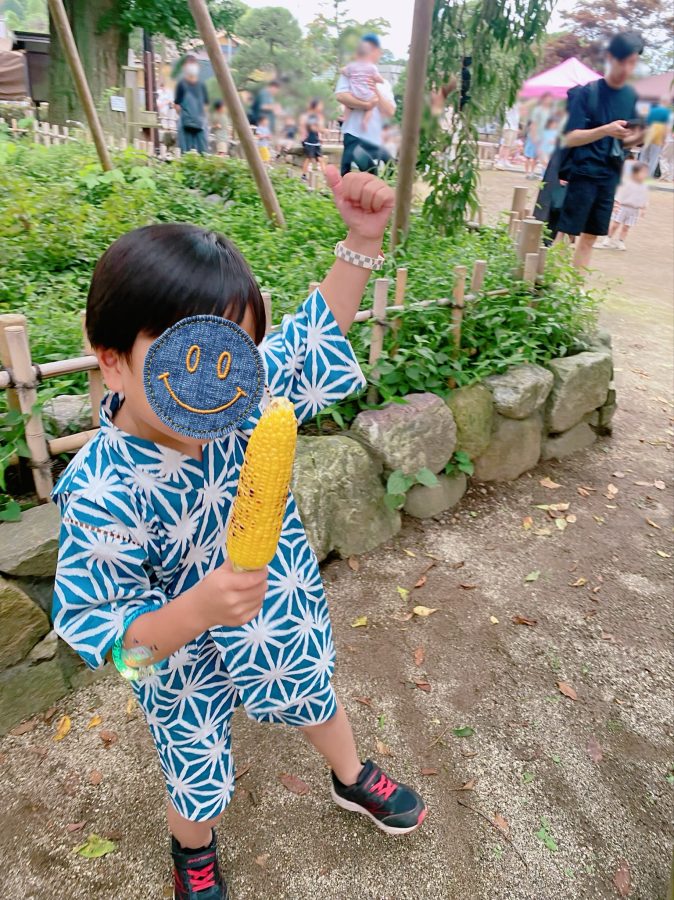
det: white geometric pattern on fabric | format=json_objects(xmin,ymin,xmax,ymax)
[{"xmin": 51, "ymin": 290, "xmax": 365, "ymax": 821}]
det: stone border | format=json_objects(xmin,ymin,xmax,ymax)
[{"xmin": 0, "ymin": 338, "xmax": 614, "ymax": 733}]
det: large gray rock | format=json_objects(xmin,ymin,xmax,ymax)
[
  {"xmin": 27, "ymin": 630, "xmax": 58, "ymax": 664},
  {"xmin": 446, "ymin": 383, "xmax": 493, "ymax": 459},
  {"xmin": 486, "ymin": 364, "xmax": 554, "ymax": 420},
  {"xmin": 0, "ymin": 659, "xmax": 68, "ymax": 735},
  {"xmin": 350, "ymin": 393, "xmax": 456, "ymax": 475},
  {"xmin": 542, "ymin": 422, "xmax": 596, "ymax": 460},
  {"xmin": 473, "ymin": 414, "xmax": 542, "ymax": 482},
  {"xmin": 546, "ymin": 351, "xmax": 612, "ymax": 433},
  {"xmin": 0, "ymin": 504, "xmax": 61, "ymax": 578},
  {"xmin": 43, "ymin": 393, "xmax": 92, "ymax": 435},
  {"xmin": 0, "ymin": 577, "xmax": 50, "ymax": 670},
  {"xmin": 404, "ymin": 473, "xmax": 468, "ymax": 519},
  {"xmin": 589, "ymin": 388, "xmax": 617, "ymax": 435},
  {"xmin": 292, "ymin": 435, "xmax": 400, "ymax": 561}
]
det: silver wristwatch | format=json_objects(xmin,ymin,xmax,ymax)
[{"xmin": 334, "ymin": 241, "xmax": 385, "ymax": 271}]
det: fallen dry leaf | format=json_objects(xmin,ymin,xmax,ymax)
[
  {"xmin": 126, "ymin": 696, "xmax": 135, "ymax": 718},
  {"xmin": 54, "ymin": 715, "xmax": 71, "ymax": 742},
  {"xmin": 235, "ymin": 763, "xmax": 251, "ymax": 780},
  {"xmin": 646, "ymin": 519, "xmax": 661, "ymax": 529},
  {"xmin": 557, "ymin": 681, "xmax": 578, "ymax": 701},
  {"xmin": 354, "ymin": 696, "xmax": 372, "ymax": 707},
  {"xmin": 540, "ymin": 477, "xmax": 561, "ymax": 490},
  {"xmin": 347, "ymin": 556, "xmax": 360, "ymax": 572},
  {"xmin": 587, "ymin": 737, "xmax": 603, "ymax": 763},
  {"xmin": 414, "ymin": 575, "xmax": 427, "ymax": 589},
  {"xmin": 613, "ymin": 860, "xmax": 631, "ymax": 897},
  {"xmin": 375, "ymin": 739, "xmax": 392, "ymax": 757},
  {"xmin": 86, "ymin": 714, "xmax": 102, "ymax": 730},
  {"xmin": 66, "ymin": 821, "xmax": 86, "ymax": 834},
  {"xmin": 420, "ymin": 767, "xmax": 438, "ymax": 776},
  {"xmin": 413, "ymin": 647, "xmax": 425, "ymax": 667},
  {"xmin": 577, "ymin": 486, "xmax": 592, "ymax": 498},
  {"xmin": 397, "ymin": 586, "xmax": 410, "ymax": 600},
  {"xmin": 278, "ymin": 773, "xmax": 310, "ymax": 796},
  {"xmin": 566, "ymin": 514, "xmax": 577, "ymax": 524},
  {"xmin": 459, "ymin": 583, "xmax": 478, "ymax": 590},
  {"xmin": 10, "ymin": 719, "xmax": 37, "ymax": 736},
  {"xmin": 493, "ymin": 813, "xmax": 510, "ymax": 836},
  {"xmin": 605, "ymin": 484, "xmax": 619, "ymax": 499},
  {"xmin": 653, "ymin": 480, "xmax": 666, "ymax": 491},
  {"xmin": 413, "ymin": 679, "xmax": 432, "ymax": 693},
  {"xmin": 570, "ymin": 577, "xmax": 587, "ymax": 587},
  {"xmin": 656, "ymin": 550, "xmax": 672, "ymax": 558},
  {"xmin": 413, "ymin": 605, "xmax": 438, "ymax": 617},
  {"xmin": 351, "ymin": 616, "xmax": 368, "ymax": 628},
  {"xmin": 489, "ymin": 616, "xmax": 499, "ymax": 625},
  {"xmin": 613, "ymin": 471, "xmax": 625, "ymax": 479},
  {"xmin": 460, "ymin": 778, "xmax": 477, "ymax": 791},
  {"xmin": 43, "ymin": 706, "xmax": 58, "ymax": 724},
  {"xmin": 89, "ymin": 770, "xmax": 103, "ymax": 786},
  {"xmin": 254, "ymin": 853, "xmax": 269, "ymax": 868},
  {"xmin": 522, "ymin": 516, "xmax": 533, "ymax": 530},
  {"xmin": 99, "ymin": 730, "xmax": 117, "ymax": 747},
  {"xmin": 402, "ymin": 548, "xmax": 417, "ymax": 557},
  {"xmin": 512, "ymin": 615, "xmax": 537, "ymax": 627}
]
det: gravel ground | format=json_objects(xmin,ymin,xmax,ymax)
[{"xmin": 0, "ymin": 174, "xmax": 672, "ymax": 900}]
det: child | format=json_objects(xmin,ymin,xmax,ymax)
[
  {"xmin": 300, "ymin": 98, "xmax": 327, "ymax": 181},
  {"xmin": 341, "ymin": 42, "xmax": 384, "ymax": 129},
  {"xmin": 210, "ymin": 99, "xmax": 229, "ymax": 157},
  {"xmin": 51, "ymin": 168, "xmax": 426, "ymax": 900},
  {"xmin": 538, "ymin": 116, "xmax": 560, "ymax": 169},
  {"xmin": 255, "ymin": 114, "xmax": 272, "ymax": 163},
  {"xmin": 596, "ymin": 161, "xmax": 649, "ymax": 250},
  {"xmin": 523, "ymin": 120, "xmax": 538, "ymax": 178}
]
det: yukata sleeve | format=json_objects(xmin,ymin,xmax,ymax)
[
  {"xmin": 259, "ymin": 288, "xmax": 366, "ymax": 424},
  {"xmin": 52, "ymin": 496, "xmax": 167, "ymax": 670}
]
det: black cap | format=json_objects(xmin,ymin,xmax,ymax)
[{"xmin": 608, "ymin": 31, "xmax": 645, "ymax": 60}]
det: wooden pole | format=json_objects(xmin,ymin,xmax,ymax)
[
  {"xmin": 511, "ymin": 185, "xmax": 528, "ymax": 220},
  {"xmin": 46, "ymin": 0, "xmax": 113, "ymax": 172},
  {"xmin": 261, "ymin": 291, "xmax": 273, "ymax": 336},
  {"xmin": 451, "ymin": 266, "xmax": 467, "ymax": 358},
  {"xmin": 188, "ymin": 0, "xmax": 285, "ymax": 228},
  {"xmin": 507, "ymin": 210, "xmax": 519, "ymax": 237},
  {"xmin": 81, "ymin": 312, "xmax": 104, "ymax": 427},
  {"xmin": 391, "ymin": 0, "xmax": 434, "ymax": 249},
  {"xmin": 49, "ymin": 430, "xmax": 98, "ymax": 455},
  {"xmin": 5, "ymin": 326, "xmax": 52, "ymax": 501},
  {"xmin": 368, "ymin": 278, "xmax": 389, "ymax": 403},
  {"xmin": 470, "ymin": 260, "xmax": 487, "ymax": 293},
  {"xmin": 517, "ymin": 218, "xmax": 544, "ymax": 274},
  {"xmin": 394, "ymin": 268, "xmax": 408, "ymax": 307},
  {"xmin": 537, "ymin": 246, "xmax": 548, "ymax": 277},
  {"xmin": 0, "ymin": 314, "xmax": 27, "ymax": 413},
  {"xmin": 523, "ymin": 253, "xmax": 539, "ymax": 285}
]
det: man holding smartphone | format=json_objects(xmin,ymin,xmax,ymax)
[{"xmin": 557, "ymin": 32, "xmax": 646, "ymax": 269}]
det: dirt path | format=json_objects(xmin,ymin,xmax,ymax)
[{"xmin": 0, "ymin": 175, "xmax": 672, "ymax": 900}]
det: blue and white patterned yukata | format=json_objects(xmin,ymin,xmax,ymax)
[{"xmin": 52, "ymin": 290, "xmax": 366, "ymax": 822}]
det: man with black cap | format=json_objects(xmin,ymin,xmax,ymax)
[
  {"xmin": 335, "ymin": 34, "xmax": 396, "ymax": 176},
  {"xmin": 557, "ymin": 31, "xmax": 646, "ymax": 269}
]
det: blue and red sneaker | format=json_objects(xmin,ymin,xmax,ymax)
[
  {"xmin": 331, "ymin": 759, "xmax": 427, "ymax": 835},
  {"xmin": 172, "ymin": 831, "xmax": 229, "ymax": 899}
]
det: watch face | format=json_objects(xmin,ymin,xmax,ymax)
[{"xmin": 144, "ymin": 315, "xmax": 265, "ymax": 440}]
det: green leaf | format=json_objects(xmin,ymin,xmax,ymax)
[
  {"xmin": 383, "ymin": 493, "xmax": 405, "ymax": 511},
  {"xmin": 524, "ymin": 570, "xmax": 540, "ymax": 583},
  {"xmin": 415, "ymin": 467, "xmax": 439, "ymax": 487},
  {"xmin": 522, "ymin": 771, "xmax": 535, "ymax": 783},
  {"xmin": 0, "ymin": 499, "xmax": 22, "ymax": 522},
  {"xmin": 387, "ymin": 470, "xmax": 409, "ymax": 496},
  {"xmin": 74, "ymin": 834, "xmax": 117, "ymax": 859},
  {"xmin": 452, "ymin": 726, "xmax": 475, "ymax": 738}
]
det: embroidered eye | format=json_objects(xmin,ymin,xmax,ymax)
[
  {"xmin": 186, "ymin": 344, "xmax": 201, "ymax": 373},
  {"xmin": 217, "ymin": 351, "xmax": 232, "ymax": 380}
]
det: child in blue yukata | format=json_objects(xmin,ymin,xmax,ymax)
[{"xmin": 52, "ymin": 167, "xmax": 426, "ymax": 900}]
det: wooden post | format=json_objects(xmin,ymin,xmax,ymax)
[
  {"xmin": 523, "ymin": 253, "xmax": 539, "ymax": 285},
  {"xmin": 470, "ymin": 260, "xmax": 487, "ymax": 293},
  {"xmin": 451, "ymin": 266, "xmax": 467, "ymax": 357},
  {"xmin": 0, "ymin": 314, "xmax": 27, "ymax": 413},
  {"xmin": 188, "ymin": 0, "xmax": 285, "ymax": 228},
  {"xmin": 42, "ymin": 121, "xmax": 51, "ymax": 146},
  {"xmin": 261, "ymin": 291, "xmax": 272, "ymax": 336},
  {"xmin": 517, "ymin": 218, "xmax": 544, "ymax": 274},
  {"xmin": 81, "ymin": 313, "xmax": 104, "ymax": 426},
  {"xmin": 391, "ymin": 0, "xmax": 434, "ymax": 248},
  {"xmin": 537, "ymin": 246, "xmax": 548, "ymax": 277},
  {"xmin": 5, "ymin": 326, "xmax": 52, "ymax": 501},
  {"xmin": 47, "ymin": 0, "xmax": 113, "ymax": 172},
  {"xmin": 507, "ymin": 210, "xmax": 519, "ymax": 237},
  {"xmin": 511, "ymin": 185, "xmax": 528, "ymax": 220},
  {"xmin": 395, "ymin": 268, "xmax": 408, "ymax": 307},
  {"xmin": 368, "ymin": 278, "xmax": 389, "ymax": 403}
]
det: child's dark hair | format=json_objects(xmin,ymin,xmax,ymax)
[
  {"xmin": 631, "ymin": 161, "xmax": 647, "ymax": 176},
  {"xmin": 86, "ymin": 224, "xmax": 266, "ymax": 353},
  {"xmin": 213, "ymin": 99, "xmax": 225, "ymax": 111}
]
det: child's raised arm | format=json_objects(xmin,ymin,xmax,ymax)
[{"xmin": 320, "ymin": 166, "xmax": 394, "ymax": 335}]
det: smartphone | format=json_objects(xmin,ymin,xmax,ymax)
[{"xmin": 624, "ymin": 118, "xmax": 646, "ymax": 129}]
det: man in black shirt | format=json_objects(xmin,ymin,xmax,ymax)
[
  {"xmin": 557, "ymin": 32, "xmax": 645, "ymax": 269},
  {"xmin": 174, "ymin": 56, "xmax": 209, "ymax": 155}
]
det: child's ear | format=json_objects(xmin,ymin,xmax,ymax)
[{"xmin": 96, "ymin": 348, "xmax": 125, "ymax": 393}]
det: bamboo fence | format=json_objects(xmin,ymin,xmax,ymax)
[{"xmin": 0, "ymin": 183, "xmax": 544, "ymax": 503}]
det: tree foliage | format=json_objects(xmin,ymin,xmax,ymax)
[
  {"xmin": 102, "ymin": 0, "xmax": 245, "ymax": 44},
  {"xmin": 0, "ymin": 0, "xmax": 48, "ymax": 33},
  {"xmin": 305, "ymin": 1, "xmax": 390, "ymax": 74},
  {"xmin": 422, "ymin": 0, "xmax": 554, "ymax": 235}
]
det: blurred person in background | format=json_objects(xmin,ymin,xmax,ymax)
[
  {"xmin": 335, "ymin": 34, "xmax": 396, "ymax": 175},
  {"xmin": 523, "ymin": 117, "xmax": 539, "ymax": 178},
  {"xmin": 595, "ymin": 160, "xmax": 649, "ymax": 250},
  {"xmin": 250, "ymin": 79, "xmax": 281, "ymax": 136},
  {"xmin": 210, "ymin": 99, "xmax": 229, "ymax": 157},
  {"xmin": 538, "ymin": 115, "xmax": 561, "ymax": 169},
  {"xmin": 495, "ymin": 103, "xmax": 520, "ymax": 169},
  {"xmin": 255, "ymin": 114, "xmax": 272, "ymax": 164},
  {"xmin": 640, "ymin": 97, "xmax": 672, "ymax": 177},
  {"xmin": 300, "ymin": 98, "xmax": 327, "ymax": 181},
  {"xmin": 555, "ymin": 31, "xmax": 646, "ymax": 269},
  {"xmin": 174, "ymin": 55, "xmax": 209, "ymax": 155}
]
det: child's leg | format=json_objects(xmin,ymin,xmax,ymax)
[
  {"xmin": 167, "ymin": 802, "xmax": 224, "ymax": 849},
  {"xmin": 302, "ymin": 155, "xmax": 311, "ymax": 175},
  {"xmin": 619, "ymin": 223, "xmax": 630, "ymax": 242},
  {"xmin": 301, "ymin": 699, "xmax": 362, "ymax": 785}
]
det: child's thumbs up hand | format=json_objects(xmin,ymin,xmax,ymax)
[{"xmin": 325, "ymin": 166, "xmax": 395, "ymax": 242}]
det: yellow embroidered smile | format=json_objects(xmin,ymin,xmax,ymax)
[{"xmin": 157, "ymin": 344, "xmax": 248, "ymax": 415}]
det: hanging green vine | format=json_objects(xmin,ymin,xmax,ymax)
[{"xmin": 421, "ymin": 0, "xmax": 554, "ymax": 235}]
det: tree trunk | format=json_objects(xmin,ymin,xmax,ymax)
[{"xmin": 49, "ymin": 0, "xmax": 127, "ymax": 129}]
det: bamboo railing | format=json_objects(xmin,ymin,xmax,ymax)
[{"xmin": 0, "ymin": 185, "xmax": 546, "ymax": 502}]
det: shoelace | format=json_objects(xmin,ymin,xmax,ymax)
[
  {"xmin": 174, "ymin": 861, "xmax": 217, "ymax": 895},
  {"xmin": 368, "ymin": 770, "xmax": 397, "ymax": 802}
]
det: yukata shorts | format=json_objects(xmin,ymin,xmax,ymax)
[{"xmin": 557, "ymin": 174, "xmax": 620, "ymax": 237}]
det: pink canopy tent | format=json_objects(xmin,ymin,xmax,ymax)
[{"xmin": 520, "ymin": 57, "xmax": 601, "ymax": 99}]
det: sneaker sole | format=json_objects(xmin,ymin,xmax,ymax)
[{"xmin": 330, "ymin": 785, "xmax": 427, "ymax": 835}]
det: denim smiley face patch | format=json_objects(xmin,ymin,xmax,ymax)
[{"xmin": 144, "ymin": 315, "xmax": 265, "ymax": 440}]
